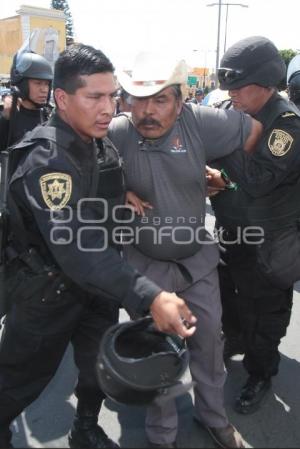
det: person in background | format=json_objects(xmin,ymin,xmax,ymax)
[
  {"xmin": 185, "ymin": 88, "xmax": 204, "ymax": 105},
  {"xmin": 194, "ymin": 88, "xmax": 204, "ymax": 104},
  {"xmin": 115, "ymin": 87, "xmax": 132, "ymax": 114},
  {"xmin": 0, "ymin": 51, "xmax": 53, "ymax": 152}
]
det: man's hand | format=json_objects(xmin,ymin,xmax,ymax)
[
  {"xmin": 150, "ymin": 291, "xmax": 197, "ymax": 338},
  {"xmin": 2, "ymin": 95, "xmax": 21, "ymax": 120},
  {"xmin": 126, "ymin": 190, "xmax": 153, "ymax": 216},
  {"xmin": 206, "ymin": 166, "xmax": 226, "ymax": 191}
]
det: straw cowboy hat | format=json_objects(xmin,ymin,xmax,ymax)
[{"xmin": 117, "ymin": 51, "xmax": 188, "ymax": 98}]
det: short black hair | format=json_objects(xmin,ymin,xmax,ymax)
[
  {"xmin": 119, "ymin": 87, "xmax": 130, "ymax": 101},
  {"xmin": 53, "ymin": 43, "xmax": 114, "ymax": 93},
  {"xmin": 170, "ymin": 84, "xmax": 182, "ymax": 100}
]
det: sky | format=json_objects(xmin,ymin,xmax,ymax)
[{"xmin": 0, "ymin": 0, "xmax": 299, "ymax": 71}]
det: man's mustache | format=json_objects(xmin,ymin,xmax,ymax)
[{"xmin": 137, "ymin": 118, "xmax": 161, "ymax": 127}]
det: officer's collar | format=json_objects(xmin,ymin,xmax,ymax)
[
  {"xmin": 49, "ymin": 112, "xmax": 95, "ymax": 148},
  {"xmin": 253, "ymin": 91, "xmax": 281, "ymax": 127},
  {"xmin": 48, "ymin": 112, "xmax": 96, "ymax": 166},
  {"xmin": 48, "ymin": 112, "xmax": 72, "ymax": 133},
  {"xmin": 19, "ymin": 104, "xmax": 42, "ymax": 116}
]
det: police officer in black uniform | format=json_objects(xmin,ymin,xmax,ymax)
[
  {"xmin": 287, "ymin": 54, "xmax": 300, "ymax": 110},
  {"xmin": 0, "ymin": 51, "xmax": 53, "ymax": 152},
  {"xmin": 210, "ymin": 36, "xmax": 300, "ymax": 415},
  {"xmin": 0, "ymin": 44, "xmax": 196, "ymax": 449}
]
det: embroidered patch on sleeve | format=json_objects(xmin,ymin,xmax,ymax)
[
  {"xmin": 39, "ymin": 173, "xmax": 72, "ymax": 210},
  {"xmin": 268, "ymin": 129, "xmax": 294, "ymax": 157}
]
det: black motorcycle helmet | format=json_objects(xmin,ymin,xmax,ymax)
[
  {"xmin": 218, "ymin": 36, "xmax": 286, "ymax": 91},
  {"xmin": 97, "ymin": 317, "xmax": 189, "ymax": 406},
  {"xmin": 10, "ymin": 51, "xmax": 53, "ymax": 105}
]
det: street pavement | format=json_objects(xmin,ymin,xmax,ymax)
[{"xmin": 6, "ymin": 204, "xmax": 300, "ymax": 448}]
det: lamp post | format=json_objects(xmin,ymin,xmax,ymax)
[
  {"xmin": 223, "ymin": 3, "xmax": 248, "ymax": 53},
  {"xmin": 207, "ymin": 2, "xmax": 248, "ymax": 84},
  {"xmin": 192, "ymin": 49, "xmax": 215, "ymax": 88},
  {"xmin": 206, "ymin": 0, "xmax": 221, "ymax": 85}
]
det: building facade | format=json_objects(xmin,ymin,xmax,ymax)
[{"xmin": 0, "ymin": 5, "xmax": 66, "ymax": 82}]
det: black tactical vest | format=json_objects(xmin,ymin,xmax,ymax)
[
  {"xmin": 10, "ymin": 125, "xmax": 125, "ymax": 200},
  {"xmin": 9, "ymin": 125, "xmax": 125, "ymax": 247}
]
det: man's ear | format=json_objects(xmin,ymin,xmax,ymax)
[{"xmin": 54, "ymin": 88, "xmax": 69, "ymax": 111}]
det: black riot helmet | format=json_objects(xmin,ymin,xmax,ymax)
[
  {"xmin": 218, "ymin": 36, "xmax": 286, "ymax": 91},
  {"xmin": 97, "ymin": 317, "xmax": 189, "ymax": 406},
  {"xmin": 10, "ymin": 51, "xmax": 53, "ymax": 105},
  {"xmin": 287, "ymin": 54, "xmax": 300, "ymax": 104}
]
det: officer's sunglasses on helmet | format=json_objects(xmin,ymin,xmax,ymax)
[{"xmin": 218, "ymin": 67, "xmax": 244, "ymax": 84}]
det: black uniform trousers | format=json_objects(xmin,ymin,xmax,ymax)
[
  {"xmin": 218, "ymin": 231, "xmax": 293, "ymax": 379},
  {"xmin": 0, "ymin": 282, "xmax": 119, "ymax": 430}
]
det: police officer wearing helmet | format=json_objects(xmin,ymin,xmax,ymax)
[
  {"xmin": 0, "ymin": 51, "xmax": 53, "ymax": 152},
  {"xmin": 287, "ymin": 54, "xmax": 300, "ymax": 110},
  {"xmin": 0, "ymin": 44, "xmax": 197, "ymax": 449},
  {"xmin": 210, "ymin": 35, "xmax": 300, "ymax": 414}
]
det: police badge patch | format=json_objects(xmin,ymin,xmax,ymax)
[
  {"xmin": 39, "ymin": 173, "xmax": 72, "ymax": 210},
  {"xmin": 268, "ymin": 129, "xmax": 294, "ymax": 157}
]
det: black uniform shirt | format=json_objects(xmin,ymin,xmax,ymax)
[
  {"xmin": 9, "ymin": 113, "xmax": 161, "ymax": 316},
  {"xmin": 212, "ymin": 93, "xmax": 300, "ymax": 229},
  {"xmin": 219, "ymin": 93, "xmax": 300, "ymax": 197},
  {"xmin": 0, "ymin": 105, "xmax": 47, "ymax": 151}
]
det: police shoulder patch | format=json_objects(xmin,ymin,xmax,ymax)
[
  {"xmin": 39, "ymin": 173, "xmax": 72, "ymax": 210},
  {"xmin": 268, "ymin": 129, "xmax": 294, "ymax": 157}
]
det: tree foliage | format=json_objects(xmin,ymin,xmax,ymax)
[
  {"xmin": 277, "ymin": 50, "xmax": 298, "ymax": 89},
  {"xmin": 50, "ymin": 0, "xmax": 74, "ymax": 45},
  {"xmin": 279, "ymin": 49, "xmax": 298, "ymax": 68}
]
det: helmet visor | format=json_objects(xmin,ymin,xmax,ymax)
[{"xmin": 218, "ymin": 67, "xmax": 245, "ymax": 86}]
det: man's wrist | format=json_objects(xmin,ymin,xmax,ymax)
[{"xmin": 220, "ymin": 169, "xmax": 238, "ymax": 191}]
